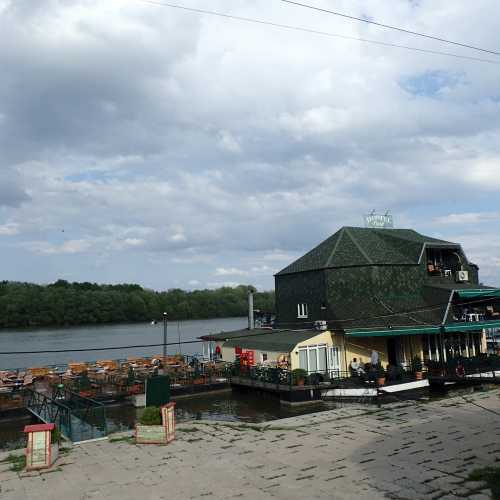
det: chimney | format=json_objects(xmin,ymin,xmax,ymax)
[{"xmin": 248, "ymin": 288, "xmax": 254, "ymax": 330}]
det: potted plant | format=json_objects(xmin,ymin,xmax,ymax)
[
  {"xmin": 375, "ymin": 363, "xmax": 386, "ymax": 386},
  {"xmin": 426, "ymin": 360, "xmax": 443, "ymax": 376},
  {"xmin": 136, "ymin": 406, "xmax": 167, "ymax": 444},
  {"xmin": 139, "ymin": 406, "xmax": 162, "ymax": 426},
  {"xmin": 291, "ymin": 368, "xmax": 307, "ymax": 386},
  {"xmin": 411, "ymin": 356, "xmax": 423, "ymax": 380}
]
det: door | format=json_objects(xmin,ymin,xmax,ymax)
[
  {"xmin": 387, "ymin": 338, "xmax": 398, "ymax": 366},
  {"xmin": 328, "ymin": 347, "xmax": 340, "ymax": 378}
]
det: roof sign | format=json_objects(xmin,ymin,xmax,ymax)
[{"xmin": 364, "ymin": 213, "xmax": 394, "ymax": 229}]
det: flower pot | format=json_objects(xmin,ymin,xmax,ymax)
[
  {"xmin": 296, "ymin": 378, "xmax": 305, "ymax": 386},
  {"xmin": 377, "ymin": 377, "xmax": 386, "ymax": 386},
  {"xmin": 415, "ymin": 371, "xmax": 423, "ymax": 380}
]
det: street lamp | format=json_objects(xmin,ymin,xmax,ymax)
[{"xmin": 163, "ymin": 312, "xmax": 168, "ymax": 361}]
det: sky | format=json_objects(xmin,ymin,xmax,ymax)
[{"xmin": 0, "ymin": 0, "xmax": 500, "ymax": 291}]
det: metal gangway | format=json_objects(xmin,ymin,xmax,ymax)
[{"xmin": 23, "ymin": 387, "xmax": 107, "ymax": 443}]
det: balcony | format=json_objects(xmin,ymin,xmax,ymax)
[
  {"xmin": 426, "ymin": 247, "xmax": 463, "ymax": 279},
  {"xmin": 451, "ymin": 305, "xmax": 500, "ymax": 324}
]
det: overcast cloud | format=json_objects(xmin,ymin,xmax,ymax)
[{"xmin": 1, "ymin": 0, "xmax": 500, "ymax": 290}]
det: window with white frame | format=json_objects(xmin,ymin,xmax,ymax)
[
  {"xmin": 298, "ymin": 344, "xmax": 328, "ymax": 373},
  {"xmin": 297, "ymin": 303, "xmax": 308, "ymax": 318}
]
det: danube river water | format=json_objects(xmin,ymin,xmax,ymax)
[{"xmin": 0, "ymin": 317, "xmax": 247, "ymax": 370}]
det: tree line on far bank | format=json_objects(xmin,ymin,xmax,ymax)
[{"xmin": 0, "ymin": 280, "xmax": 275, "ymax": 328}]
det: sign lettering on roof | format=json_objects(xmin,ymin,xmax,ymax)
[{"xmin": 364, "ymin": 213, "xmax": 394, "ymax": 229}]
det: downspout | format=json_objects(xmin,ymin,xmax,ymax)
[
  {"xmin": 442, "ymin": 290, "xmax": 455, "ymax": 325},
  {"xmin": 440, "ymin": 290, "xmax": 455, "ymax": 366},
  {"xmin": 342, "ymin": 333, "xmax": 348, "ymax": 376}
]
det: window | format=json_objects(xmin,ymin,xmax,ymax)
[
  {"xmin": 298, "ymin": 344, "xmax": 329, "ymax": 374},
  {"xmin": 299, "ymin": 349, "xmax": 308, "ymax": 370},
  {"xmin": 261, "ymin": 353, "xmax": 268, "ymax": 363},
  {"xmin": 297, "ymin": 303, "xmax": 308, "ymax": 318}
]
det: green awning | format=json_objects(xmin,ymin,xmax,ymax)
[
  {"xmin": 346, "ymin": 325, "xmax": 440, "ymax": 338},
  {"xmin": 455, "ymin": 288, "xmax": 500, "ymax": 299},
  {"xmin": 444, "ymin": 321, "xmax": 500, "ymax": 332}
]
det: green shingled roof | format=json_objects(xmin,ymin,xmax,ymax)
[
  {"xmin": 276, "ymin": 227, "xmax": 458, "ymax": 275},
  {"xmin": 199, "ymin": 329, "xmax": 256, "ymax": 341},
  {"xmin": 221, "ymin": 329, "xmax": 325, "ymax": 352}
]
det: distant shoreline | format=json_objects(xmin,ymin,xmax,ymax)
[
  {"xmin": 0, "ymin": 281, "xmax": 274, "ymax": 330},
  {"xmin": 0, "ymin": 316, "xmax": 248, "ymax": 332}
]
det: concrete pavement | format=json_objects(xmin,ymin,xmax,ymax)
[{"xmin": 1, "ymin": 388, "xmax": 499, "ymax": 499}]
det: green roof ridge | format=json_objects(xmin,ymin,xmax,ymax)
[
  {"xmin": 344, "ymin": 227, "xmax": 373, "ymax": 265},
  {"xmin": 276, "ymin": 226, "xmax": 461, "ymax": 276},
  {"xmin": 325, "ymin": 227, "xmax": 345, "ymax": 267}
]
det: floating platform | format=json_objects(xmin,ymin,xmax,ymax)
[
  {"xmin": 232, "ymin": 376, "xmax": 436, "ymax": 403},
  {"xmin": 379, "ymin": 379, "xmax": 429, "ymax": 393},
  {"xmin": 321, "ymin": 387, "xmax": 378, "ymax": 398}
]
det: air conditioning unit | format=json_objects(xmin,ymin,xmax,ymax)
[
  {"xmin": 456, "ymin": 270, "xmax": 469, "ymax": 282},
  {"xmin": 314, "ymin": 320, "xmax": 328, "ymax": 331}
]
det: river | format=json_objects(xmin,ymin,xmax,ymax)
[{"xmin": 0, "ymin": 317, "xmax": 247, "ymax": 370}]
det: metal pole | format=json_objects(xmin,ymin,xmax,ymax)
[
  {"xmin": 163, "ymin": 312, "xmax": 168, "ymax": 361},
  {"xmin": 248, "ymin": 289, "xmax": 254, "ymax": 330},
  {"xmin": 177, "ymin": 321, "xmax": 181, "ymax": 355},
  {"xmin": 439, "ymin": 325, "xmax": 446, "ymax": 372}
]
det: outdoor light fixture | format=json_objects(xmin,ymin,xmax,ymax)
[{"xmin": 163, "ymin": 312, "xmax": 168, "ymax": 361}]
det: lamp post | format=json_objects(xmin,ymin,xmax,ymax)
[{"xmin": 163, "ymin": 312, "xmax": 168, "ymax": 362}]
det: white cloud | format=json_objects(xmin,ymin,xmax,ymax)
[
  {"xmin": 25, "ymin": 239, "xmax": 93, "ymax": 255},
  {"xmin": 207, "ymin": 281, "xmax": 241, "ymax": 289},
  {"xmin": 218, "ymin": 130, "xmax": 242, "ymax": 154},
  {"xmin": 214, "ymin": 267, "xmax": 249, "ymax": 277},
  {"xmin": 250, "ymin": 265, "xmax": 276, "ymax": 274},
  {"xmin": 0, "ymin": 222, "xmax": 19, "ymax": 235},
  {"xmin": 263, "ymin": 251, "xmax": 298, "ymax": 262},
  {"xmin": 110, "ymin": 238, "xmax": 146, "ymax": 250},
  {"xmin": 1, "ymin": 0, "xmax": 500, "ymax": 288},
  {"xmin": 434, "ymin": 212, "xmax": 500, "ymax": 225}
]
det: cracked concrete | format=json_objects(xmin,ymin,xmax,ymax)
[{"xmin": 1, "ymin": 389, "xmax": 499, "ymax": 499}]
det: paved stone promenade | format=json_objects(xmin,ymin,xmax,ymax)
[{"xmin": 1, "ymin": 388, "xmax": 499, "ymax": 499}]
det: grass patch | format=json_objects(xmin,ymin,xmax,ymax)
[
  {"xmin": 108, "ymin": 436, "xmax": 134, "ymax": 444},
  {"xmin": 2, "ymin": 454, "xmax": 26, "ymax": 472},
  {"xmin": 468, "ymin": 465, "xmax": 500, "ymax": 499}
]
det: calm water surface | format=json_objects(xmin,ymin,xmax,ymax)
[{"xmin": 0, "ymin": 317, "xmax": 247, "ymax": 370}]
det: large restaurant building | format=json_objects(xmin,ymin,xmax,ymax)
[{"xmin": 203, "ymin": 226, "xmax": 500, "ymax": 376}]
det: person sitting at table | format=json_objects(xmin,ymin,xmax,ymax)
[{"xmin": 350, "ymin": 358, "xmax": 365, "ymax": 376}]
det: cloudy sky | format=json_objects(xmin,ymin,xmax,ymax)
[{"xmin": 1, "ymin": 0, "xmax": 500, "ymax": 291}]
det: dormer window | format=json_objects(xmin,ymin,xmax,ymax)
[
  {"xmin": 426, "ymin": 247, "xmax": 462, "ymax": 277},
  {"xmin": 297, "ymin": 303, "xmax": 308, "ymax": 319}
]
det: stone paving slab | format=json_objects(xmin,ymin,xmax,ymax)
[{"xmin": 1, "ymin": 389, "xmax": 499, "ymax": 499}]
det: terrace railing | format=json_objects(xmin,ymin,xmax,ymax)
[
  {"xmin": 426, "ymin": 354, "xmax": 500, "ymax": 381},
  {"xmin": 23, "ymin": 387, "xmax": 107, "ymax": 442}
]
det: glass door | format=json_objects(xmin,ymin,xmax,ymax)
[{"xmin": 328, "ymin": 346, "xmax": 340, "ymax": 378}]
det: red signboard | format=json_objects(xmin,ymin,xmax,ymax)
[
  {"xmin": 245, "ymin": 350, "xmax": 255, "ymax": 366},
  {"xmin": 240, "ymin": 350, "xmax": 255, "ymax": 367}
]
